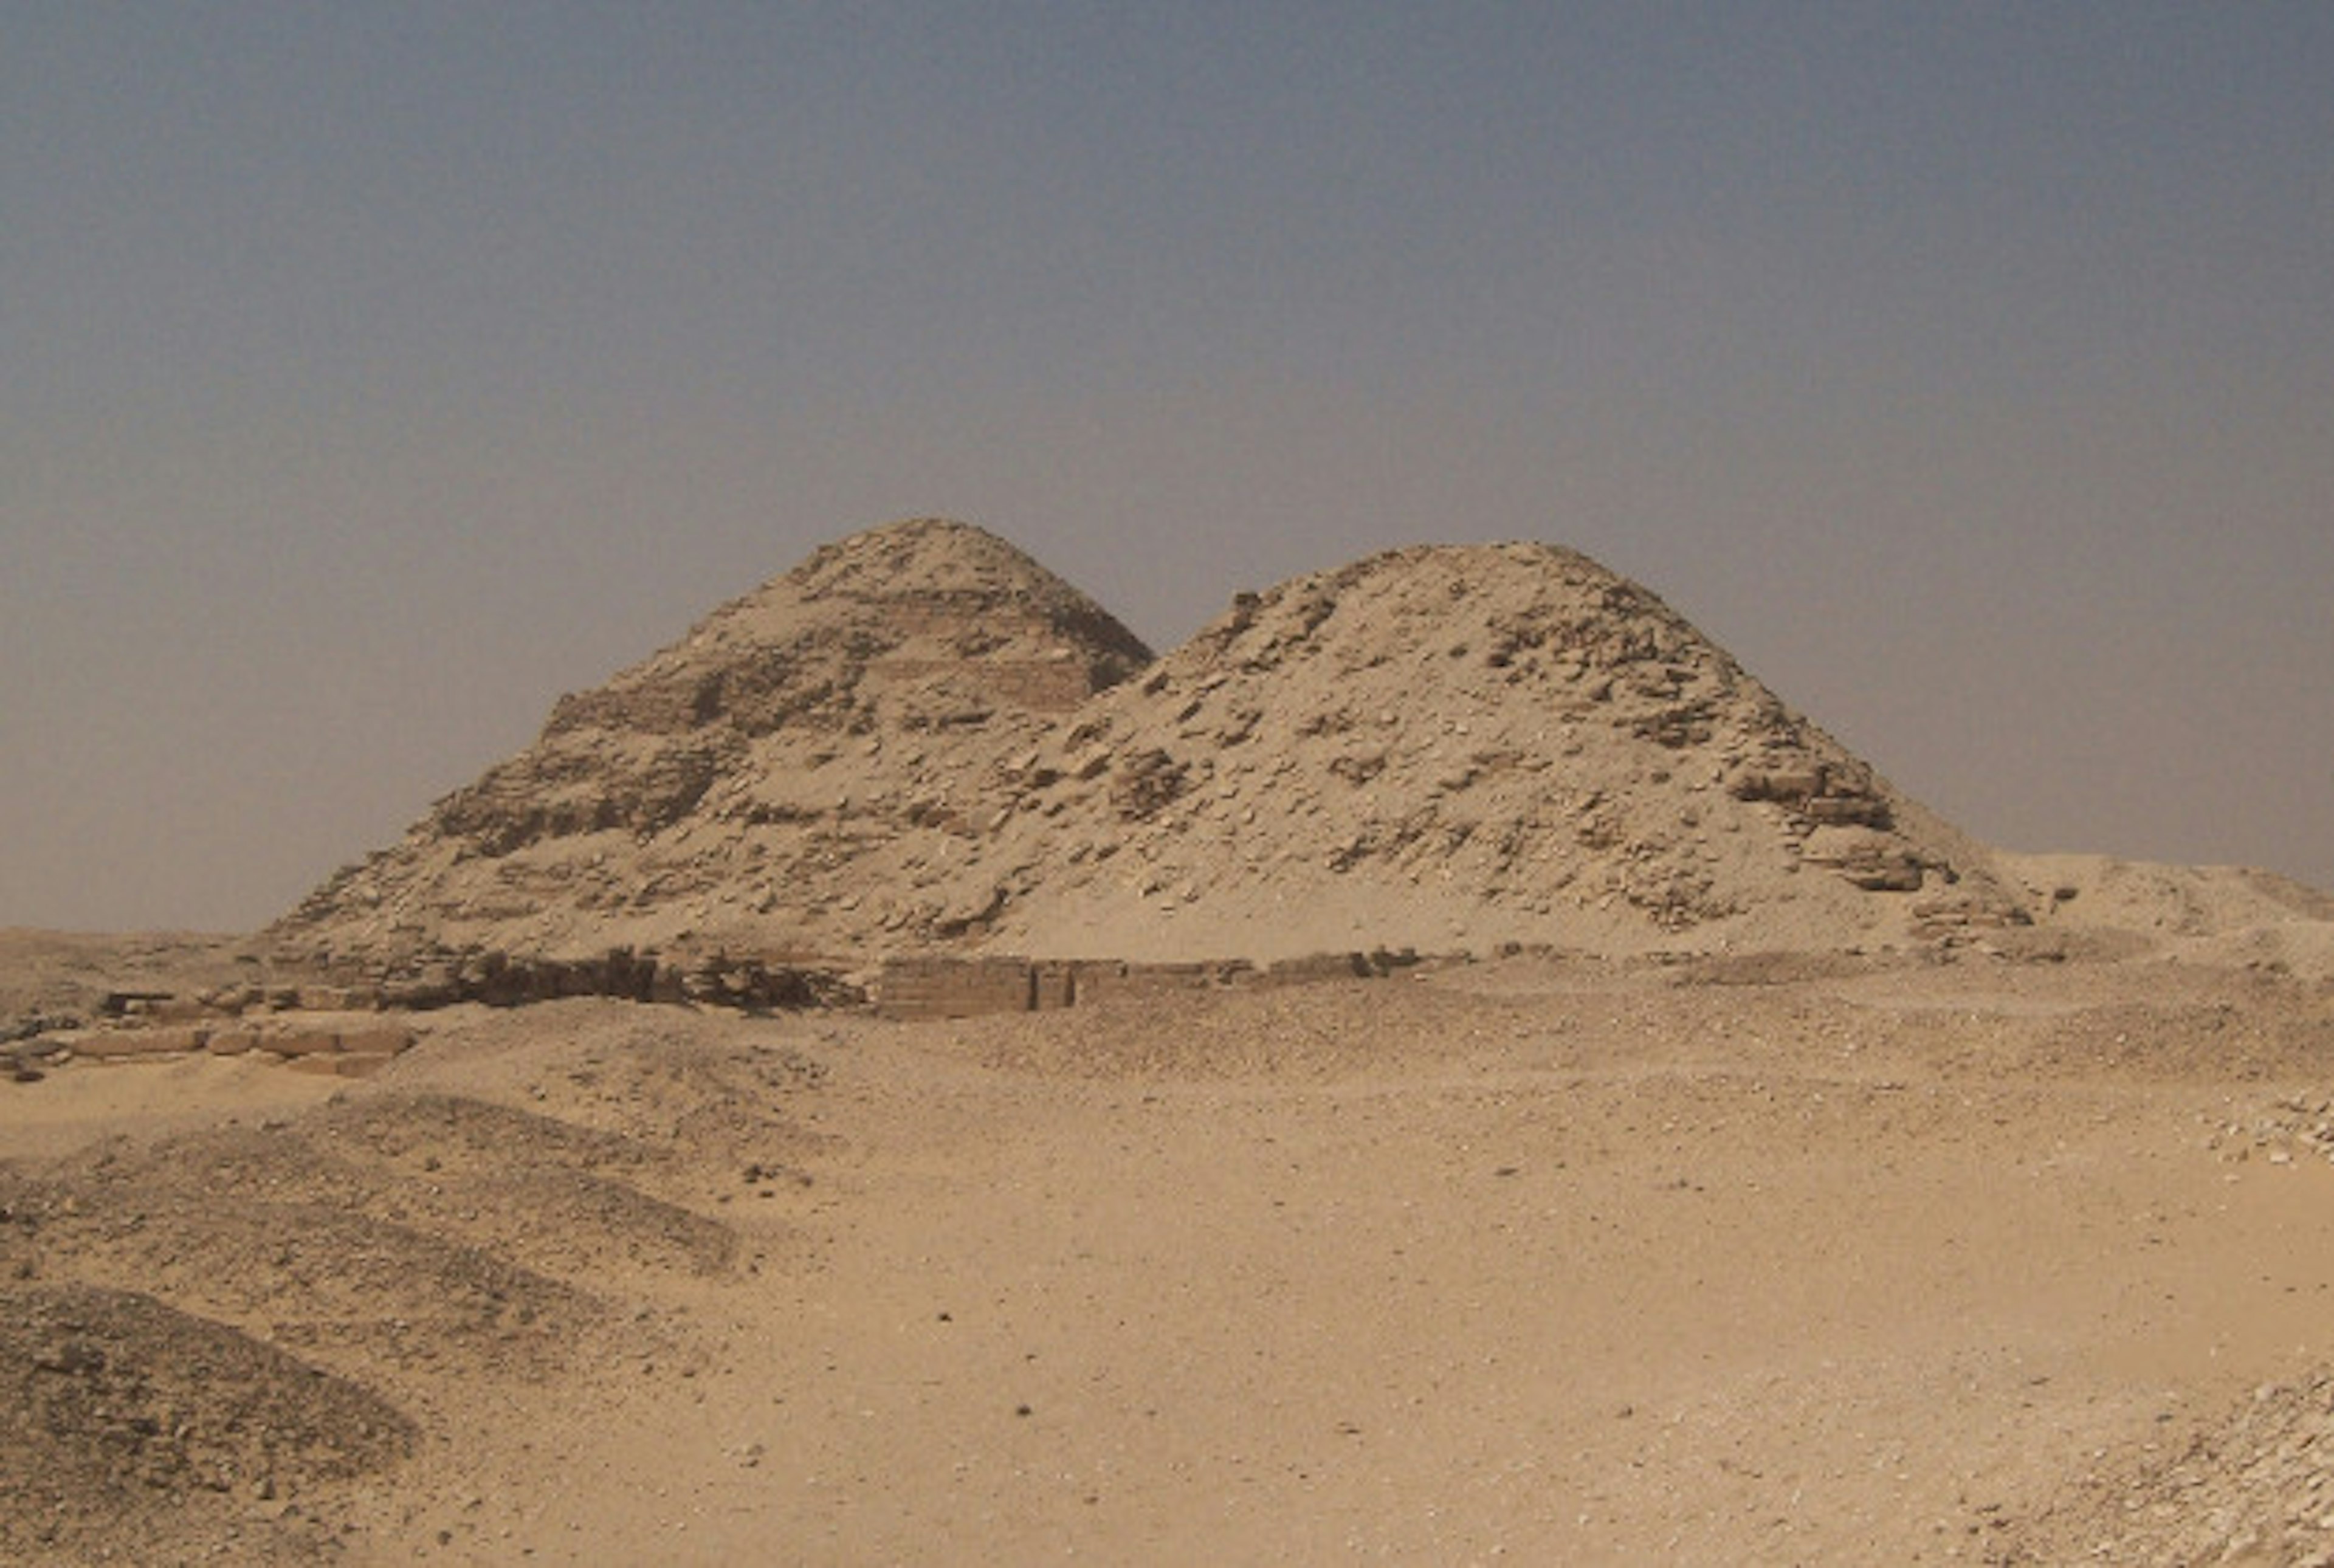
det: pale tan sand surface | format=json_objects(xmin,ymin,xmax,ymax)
[{"xmin": 10, "ymin": 945, "xmax": 2333, "ymax": 1566}]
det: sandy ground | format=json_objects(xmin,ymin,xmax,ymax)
[{"xmin": 8, "ymin": 940, "xmax": 2334, "ymax": 1565}]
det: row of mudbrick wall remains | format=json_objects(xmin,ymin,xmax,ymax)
[
  {"xmin": 5, "ymin": 947, "xmax": 1426, "ymax": 1082},
  {"xmin": 873, "ymin": 949, "xmax": 1424, "ymax": 1022},
  {"xmin": 274, "ymin": 944, "xmax": 1419, "ymax": 1022}
]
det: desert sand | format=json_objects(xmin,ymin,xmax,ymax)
[
  {"xmin": 9, "ymin": 930, "xmax": 2334, "ymax": 1565},
  {"xmin": 9, "ymin": 520, "xmax": 2333, "ymax": 1564}
]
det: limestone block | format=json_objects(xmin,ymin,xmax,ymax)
[
  {"xmin": 336, "ymin": 1025, "xmax": 414, "ymax": 1058},
  {"xmin": 1729, "ymin": 765, "xmax": 1826, "ymax": 803},
  {"xmin": 74, "ymin": 1026, "xmax": 207, "ymax": 1059},
  {"xmin": 1843, "ymin": 854, "xmax": 1924, "ymax": 892},
  {"xmin": 1803, "ymin": 794, "xmax": 1891, "ymax": 828},
  {"xmin": 205, "ymin": 1030, "xmax": 260, "ymax": 1056},
  {"xmin": 196, "ymin": 986, "xmax": 256, "ymax": 1016},
  {"xmin": 261, "ymin": 1030, "xmax": 342, "ymax": 1059}
]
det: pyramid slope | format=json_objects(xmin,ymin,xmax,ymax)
[
  {"xmin": 274, "ymin": 523, "xmax": 2033, "ymax": 971},
  {"xmin": 959, "ymin": 542, "xmax": 2025, "ymax": 961},
  {"xmin": 270, "ymin": 518, "xmax": 1152, "ymax": 962}
]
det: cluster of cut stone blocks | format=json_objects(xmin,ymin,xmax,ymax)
[{"xmin": 58, "ymin": 1019, "xmax": 414, "ymax": 1078}]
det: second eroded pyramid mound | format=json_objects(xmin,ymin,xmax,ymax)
[{"xmin": 957, "ymin": 541, "xmax": 2026, "ymax": 960}]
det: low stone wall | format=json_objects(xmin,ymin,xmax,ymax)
[
  {"xmin": 1063, "ymin": 960, "xmax": 1255, "ymax": 1008},
  {"xmin": 49, "ymin": 1019, "xmax": 416, "ymax": 1079},
  {"xmin": 10, "ymin": 946, "xmax": 1428, "ymax": 1078},
  {"xmin": 874, "ymin": 949, "xmax": 1423, "ymax": 1021},
  {"xmin": 875, "ymin": 957, "xmax": 1041, "ymax": 1020},
  {"xmin": 268, "ymin": 946, "xmax": 862, "ymax": 1014}
]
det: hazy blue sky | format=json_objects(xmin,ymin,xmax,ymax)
[{"xmin": 5, "ymin": 3, "xmax": 2329, "ymax": 930}]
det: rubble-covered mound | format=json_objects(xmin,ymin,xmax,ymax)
[
  {"xmin": 273, "ymin": 522, "xmax": 2031, "ymax": 975},
  {"xmin": 968, "ymin": 542, "xmax": 2027, "ymax": 960},
  {"xmin": 0, "ymin": 1284, "xmax": 415, "ymax": 1564},
  {"xmin": 270, "ymin": 518, "xmax": 1153, "ymax": 967},
  {"xmin": 0, "ymin": 1005, "xmax": 825, "ymax": 1563}
]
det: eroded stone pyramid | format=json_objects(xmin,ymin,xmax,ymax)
[
  {"xmin": 958, "ymin": 541, "xmax": 2026, "ymax": 960},
  {"xmin": 271, "ymin": 518, "xmax": 1153, "ymax": 964},
  {"xmin": 272, "ymin": 520, "xmax": 2029, "ymax": 973}
]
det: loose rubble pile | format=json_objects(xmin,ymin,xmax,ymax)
[
  {"xmin": 1, "ymin": 1010, "xmax": 827, "ymax": 1563},
  {"xmin": 1, "ymin": 1284, "xmax": 415, "ymax": 1564},
  {"xmin": 1995, "ymin": 1372, "xmax": 2334, "ymax": 1566},
  {"xmin": 2206, "ymin": 1092, "xmax": 2334, "ymax": 1170}
]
